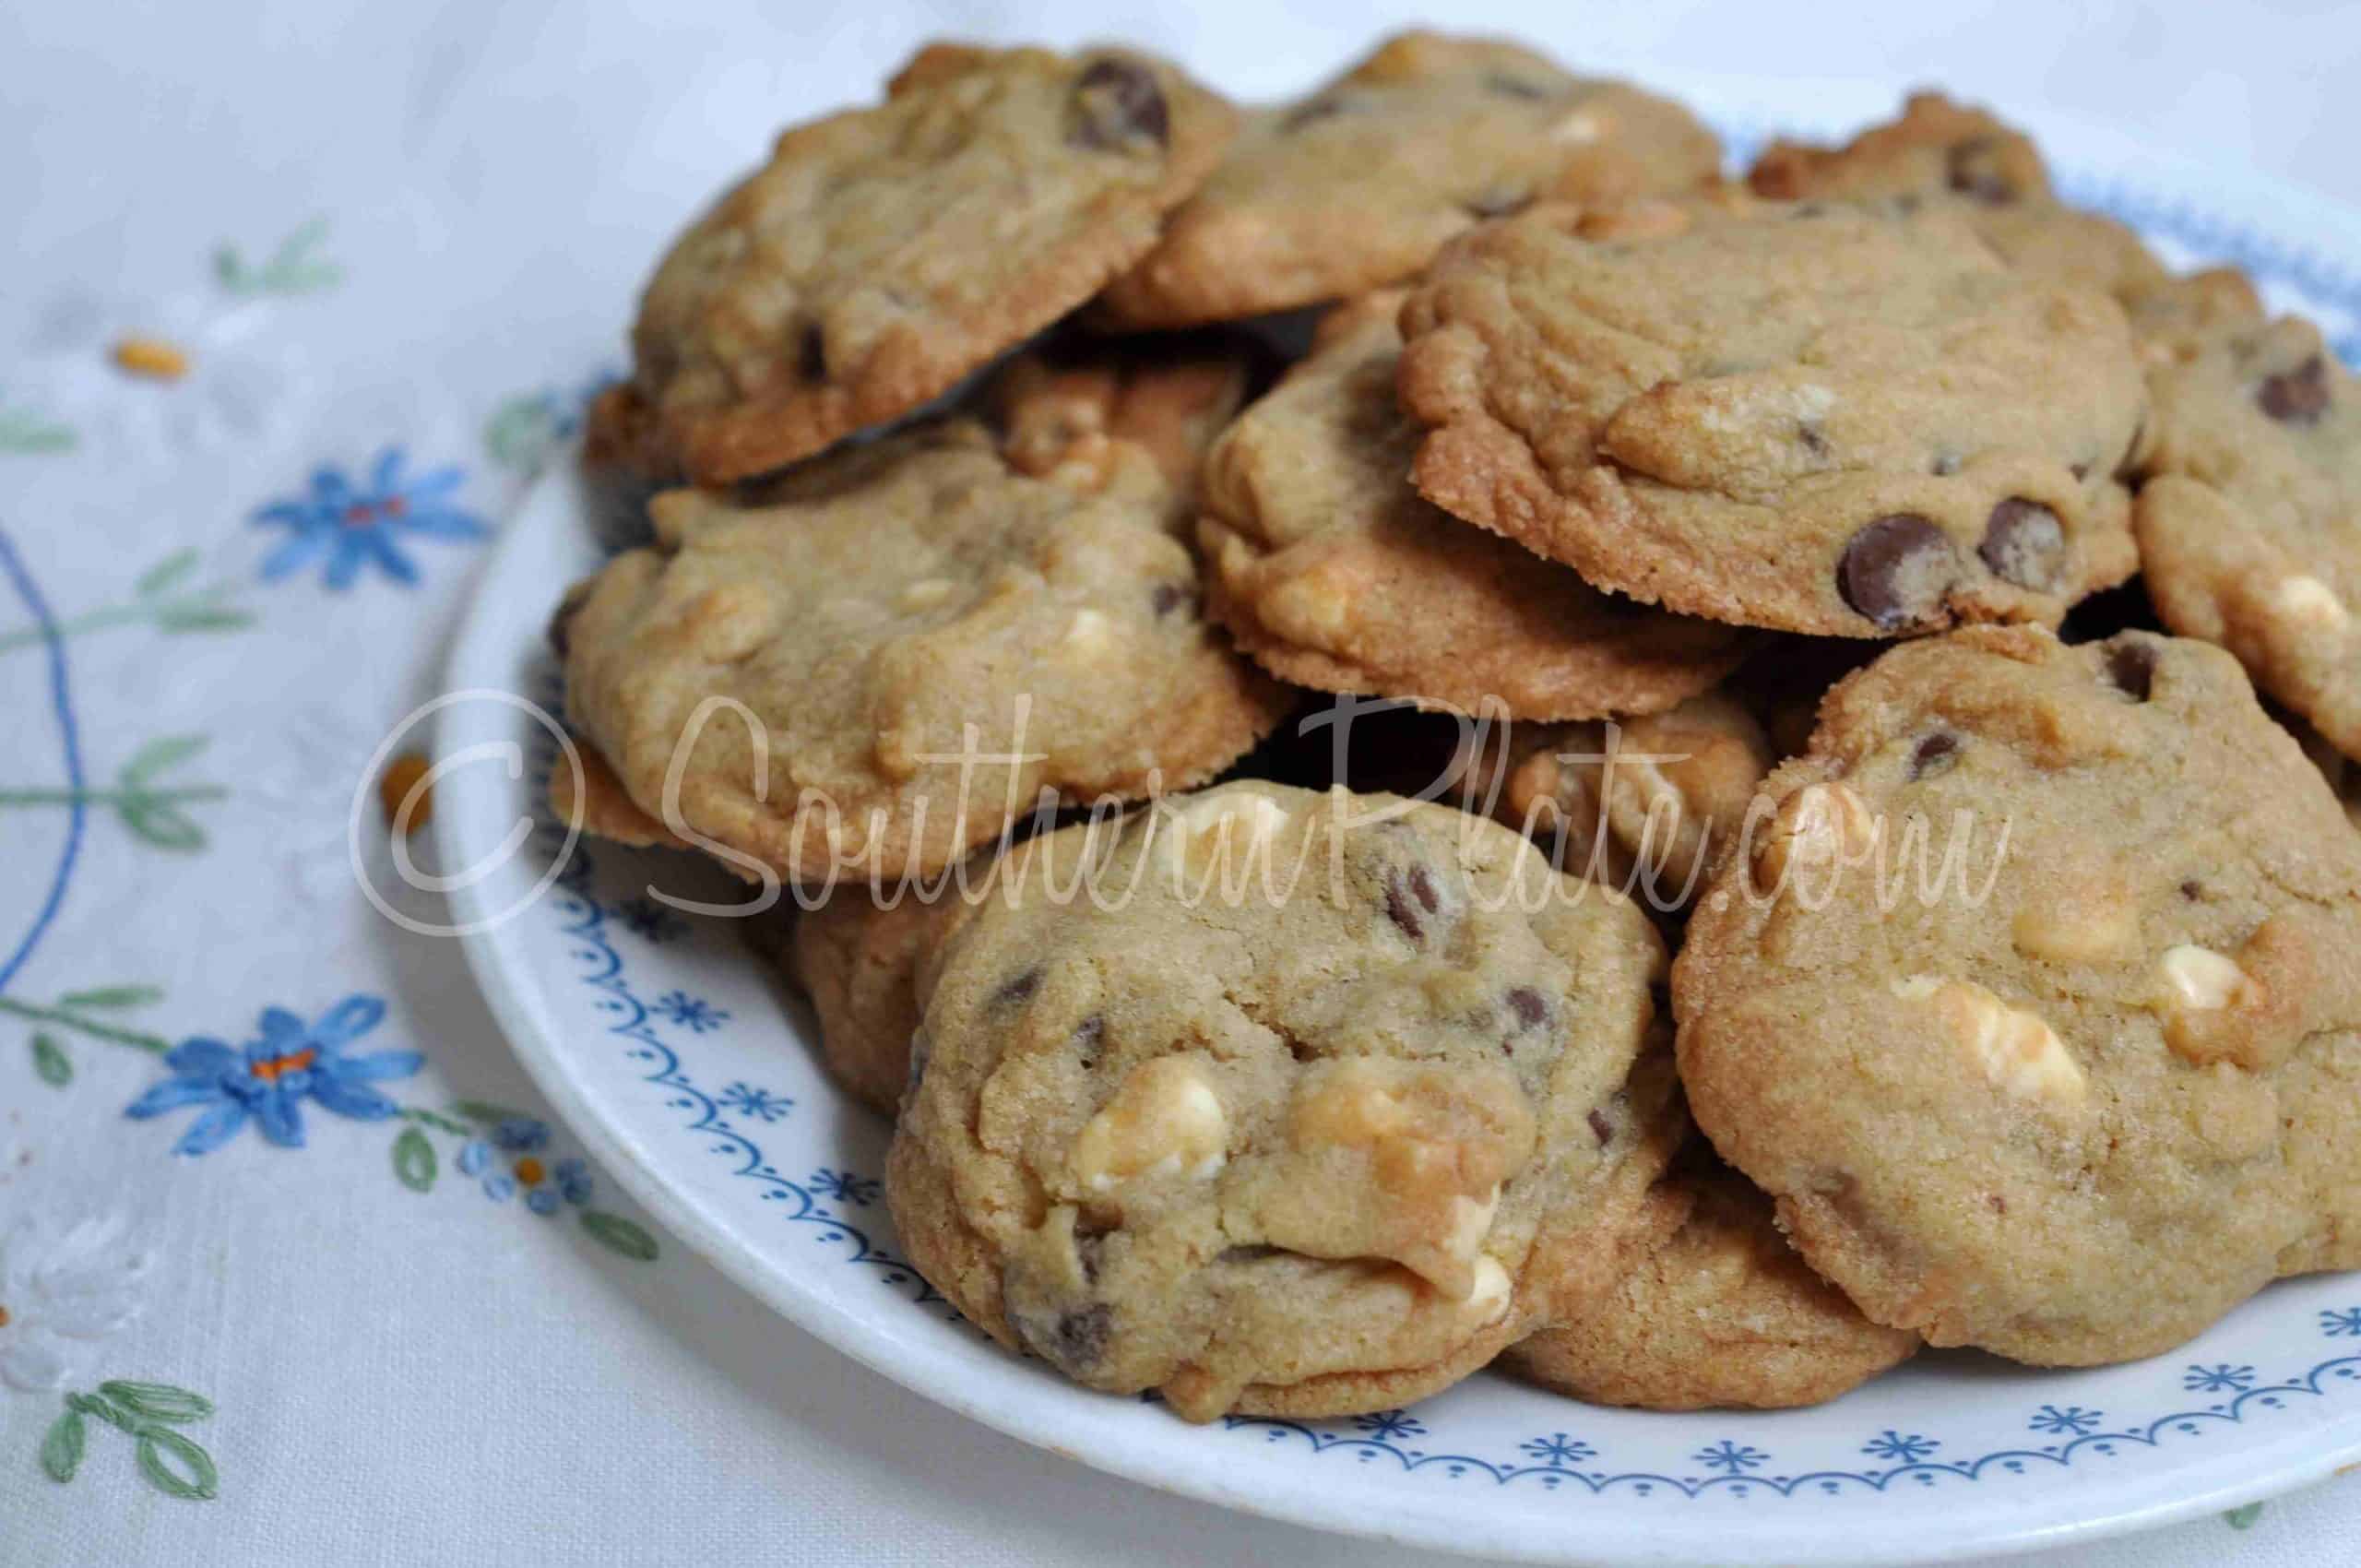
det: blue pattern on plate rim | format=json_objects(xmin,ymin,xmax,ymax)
[{"xmin": 530, "ymin": 168, "xmax": 2361, "ymax": 1503}]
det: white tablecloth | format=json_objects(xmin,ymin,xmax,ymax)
[{"xmin": 7, "ymin": 3, "xmax": 2360, "ymax": 1563}]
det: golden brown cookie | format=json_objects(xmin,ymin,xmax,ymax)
[
  {"xmin": 2137, "ymin": 313, "xmax": 2361, "ymax": 763},
  {"xmin": 1096, "ymin": 32, "xmax": 1718, "ymax": 329},
  {"xmin": 1676, "ymin": 626, "xmax": 2361, "ymax": 1364},
  {"xmin": 1505, "ymin": 1147, "xmax": 1917, "ymax": 1409},
  {"xmin": 1747, "ymin": 92, "xmax": 2165, "ymax": 301},
  {"xmin": 1399, "ymin": 196, "xmax": 2147, "ymax": 636},
  {"xmin": 1200, "ymin": 295, "xmax": 1750, "ymax": 718},
  {"xmin": 553, "ymin": 406, "xmax": 1288, "ymax": 886},
  {"xmin": 887, "ymin": 783, "xmax": 1682, "ymax": 1420},
  {"xmin": 591, "ymin": 43, "xmax": 1236, "ymax": 483}
]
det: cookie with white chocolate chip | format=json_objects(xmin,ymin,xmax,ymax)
[
  {"xmin": 1675, "ymin": 625, "xmax": 2361, "ymax": 1365},
  {"xmin": 1505, "ymin": 1146, "xmax": 1917, "ymax": 1409},
  {"xmin": 588, "ymin": 42, "xmax": 1237, "ymax": 483},
  {"xmin": 2136, "ymin": 313, "xmax": 2361, "ymax": 765},
  {"xmin": 1094, "ymin": 30, "xmax": 1719, "ymax": 330},
  {"xmin": 886, "ymin": 781, "xmax": 1682, "ymax": 1420},
  {"xmin": 553, "ymin": 398, "xmax": 1289, "ymax": 887},
  {"xmin": 1397, "ymin": 195, "xmax": 2147, "ymax": 636}
]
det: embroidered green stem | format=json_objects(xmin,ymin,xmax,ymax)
[
  {"xmin": 0, "ymin": 550, "xmax": 254, "ymax": 657},
  {"xmin": 0, "ymin": 995, "xmax": 170, "ymax": 1054},
  {"xmin": 0, "ymin": 405, "xmax": 76, "ymax": 455},
  {"xmin": 42, "ymin": 1382, "xmax": 219, "ymax": 1500},
  {"xmin": 0, "ymin": 785, "xmax": 229, "ymax": 808},
  {"xmin": 0, "ymin": 733, "xmax": 230, "ymax": 850},
  {"xmin": 398, "ymin": 1106, "xmax": 475, "ymax": 1138}
]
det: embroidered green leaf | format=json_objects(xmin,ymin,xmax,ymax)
[
  {"xmin": 60, "ymin": 985, "xmax": 163, "ymax": 1010},
  {"xmin": 217, "ymin": 217, "xmax": 341, "ymax": 297},
  {"xmin": 450, "ymin": 1099, "xmax": 533, "ymax": 1126},
  {"xmin": 39, "ymin": 1409, "xmax": 85, "ymax": 1483},
  {"xmin": 30, "ymin": 1031, "xmax": 71, "ymax": 1087},
  {"xmin": 65, "ymin": 1392, "xmax": 134, "ymax": 1431},
  {"xmin": 136, "ymin": 550, "xmax": 202, "ymax": 598},
  {"xmin": 100, "ymin": 1382, "xmax": 213, "ymax": 1425},
  {"xmin": 118, "ymin": 798, "xmax": 208, "ymax": 851},
  {"xmin": 392, "ymin": 1126, "xmax": 437, "ymax": 1193},
  {"xmin": 580, "ymin": 1209, "xmax": 659, "ymax": 1262},
  {"xmin": 133, "ymin": 1424, "xmax": 218, "ymax": 1500},
  {"xmin": 0, "ymin": 406, "xmax": 77, "ymax": 455},
  {"xmin": 485, "ymin": 395, "xmax": 560, "ymax": 475},
  {"xmin": 122, "ymin": 734, "xmax": 209, "ymax": 789},
  {"xmin": 2225, "ymin": 1503, "xmax": 2265, "ymax": 1530}
]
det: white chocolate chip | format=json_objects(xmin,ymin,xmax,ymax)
[
  {"xmin": 1063, "ymin": 608, "xmax": 1114, "ymax": 650},
  {"xmin": 1262, "ymin": 572, "xmax": 1354, "ymax": 640},
  {"xmin": 1460, "ymin": 1255, "xmax": 1513, "ymax": 1322},
  {"xmin": 2012, "ymin": 882, "xmax": 2142, "ymax": 966},
  {"xmin": 1901, "ymin": 977, "xmax": 2085, "ymax": 1107},
  {"xmin": 1442, "ymin": 1186, "xmax": 1501, "ymax": 1264},
  {"xmin": 1070, "ymin": 1057, "xmax": 1228, "ymax": 1195},
  {"xmin": 2160, "ymin": 944, "xmax": 2256, "ymax": 1012},
  {"xmin": 1159, "ymin": 790, "xmax": 1292, "ymax": 874},
  {"xmin": 2272, "ymin": 575, "xmax": 2349, "ymax": 629},
  {"xmin": 897, "ymin": 577, "xmax": 956, "ymax": 613},
  {"xmin": 1754, "ymin": 781, "xmax": 1879, "ymax": 890},
  {"xmin": 1551, "ymin": 106, "xmax": 1609, "ymax": 144}
]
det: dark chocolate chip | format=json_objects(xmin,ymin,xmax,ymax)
[
  {"xmin": 798, "ymin": 322, "xmax": 827, "ymax": 382},
  {"xmin": 2070, "ymin": 460, "xmax": 2091, "ymax": 481},
  {"xmin": 2180, "ymin": 879, "xmax": 2203, "ymax": 900},
  {"xmin": 1506, "ymin": 987, "xmax": 1548, "ymax": 1031},
  {"xmin": 1150, "ymin": 582, "xmax": 1185, "ymax": 618},
  {"xmin": 1586, "ymin": 1108, "xmax": 1614, "ymax": 1146},
  {"xmin": 1071, "ymin": 58, "xmax": 1169, "ymax": 151},
  {"xmin": 2103, "ymin": 640, "xmax": 2157, "ymax": 702},
  {"xmin": 995, "ymin": 966, "xmax": 1043, "ymax": 1005},
  {"xmin": 1383, "ymin": 872, "xmax": 1424, "ymax": 941},
  {"xmin": 1837, "ymin": 514, "xmax": 1959, "ymax": 629},
  {"xmin": 1978, "ymin": 498, "xmax": 2066, "ymax": 591},
  {"xmin": 1071, "ymin": 1014, "xmax": 1105, "ymax": 1066},
  {"xmin": 1047, "ymin": 1303, "xmax": 1112, "ymax": 1370},
  {"xmin": 1909, "ymin": 731, "xmax": 1961, "ymax": 780},
  {"xmin": 1408, "ymin": 864, "xmax": 1440, "ymax": 912},
  {"xmin": 1484, "ymin": 73, "xmax": 1550, "ymax": 100},
  {"xmin": 1946, "ymin": 137, "xmax": 2016, "ymax": 203},
  {"xmin": 2259, "ymin": 355, "xmax": 2331, "ymax": 425},
  {"xmin": 1929, "ymin": 451, "xmax": 1960, "ymax": 477},
  {"xmin": 1987, "ymin": 1194, "xmax": 2007, "ymax": 1215},
  {"xmin": 1798, "ymin": 422, "xmax": 1830, "ymax": 458}
]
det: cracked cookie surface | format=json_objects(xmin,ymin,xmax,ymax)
[
  {"xmin": 1199, "ymin": 295, "xmax": 1749, "ymax": 718},
  {"xmin": 1096, "ymin": 31, "xmax": 1717, "ymax": 329},
  {"xmin": 886, "ymin": 782, "xmax": 1679, "ymax": 1419},
  {"xmin": 554, "ymin": 393, "xmax": 1287, "ymax": 887},
  {"xmin": 2137, "ymin": 313, "xmax": 2361, "ymax": 764},
  {"xmin": 1398, "ymin": 196, "xmax": 2146, "ymax": 636},
  {"xmin": 1675, "ymin": 626, "xmax": 2361, "ymax": 1363},
  {"xmin": 1505, "ymin": 1146, "xmax": 1917, "ymax": 1409},
  {"xmin": 590, "ymin": 42, "xmax": 1235, "ymax": 483}
]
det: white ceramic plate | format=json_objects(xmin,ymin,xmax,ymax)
[{"xmin": 437, "ymin": 86, "xmax": 2361, "ymax": 1567}]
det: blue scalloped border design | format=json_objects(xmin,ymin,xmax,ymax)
[{"xmin": 535, "ymin": 165, "xmax": 2361, "ymax": 1504}]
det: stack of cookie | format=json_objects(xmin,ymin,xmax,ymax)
[{"xmin": 546, "ymin": 37, "xmax": 2361, "ymax": 1422}]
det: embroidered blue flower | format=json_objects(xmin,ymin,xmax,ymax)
[
  {"xmin": 1861, "ymin": 1431, "xmax": 1940, "ymax": 1464},
  {"xmin": 719, "ymin": 1082, "xmax": 792, "ymax": 1123},
  {"xmin": 125, "ymin": 996, "xmax": 421, "ymax": 1156},
  {"xmin": 457, "ymin": 1119, "xmax": 592, "ymax": 1216},
  {"xmin": 2319, "ymin": 1307, "xmax": 2361, "ymax": 1338},
  {"xmin": 254, "ymin": 446, "xmax": 485, "ymax": 590},
  {"xmin": 653, "ymin": 991, "xmax": 729, "ymax": 1034},
  {"xmin": 1519, "ymin": 1432, "xmax": 1596, "ymax": 1467}
]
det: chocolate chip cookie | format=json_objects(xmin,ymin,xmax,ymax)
[
  {"xmin": 1398, "ymin": 196, "xmax": 2147, "ymax": 636},
  {"xmin": 1095, "ymin": 31, "xmax": 1719, "ymax": 330},
  {"xmin": 1747, "ymin": 92, "xmax": 2166, "ymax": 301},
  {"xmin": 590, "ymin": 43, "xmax": 1236, "ymax": 483},
  {"xmin": 1505, "ymin": 1146, "xmax": 1917, "ymax": 1409},
  {"xmin": 1676, "ymin": 626, "xmax": 2361, "ymax": 1364},
  {"xmin": 1199, "ymin": 295, "xmax": 1750, "ymax": 718},
  {"xmin": 887, "ymin": 782, "xmax": 1680, "ymax": 1420},
  {"xmin": 2136, "ymin": 313, "xmax": 2361, "ymax": 763},
  {"xmin": 1472, "ymin": 691, "xmax": 1774, "ymax": 911},
  {"xmin": 553, "ymin": 406, "xmax": 1288, "ymax": 887}
]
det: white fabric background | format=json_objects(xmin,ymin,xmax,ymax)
[{"xmin": 5, "ymin": 2, "xmax": 2360, "ymax": 1563}]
